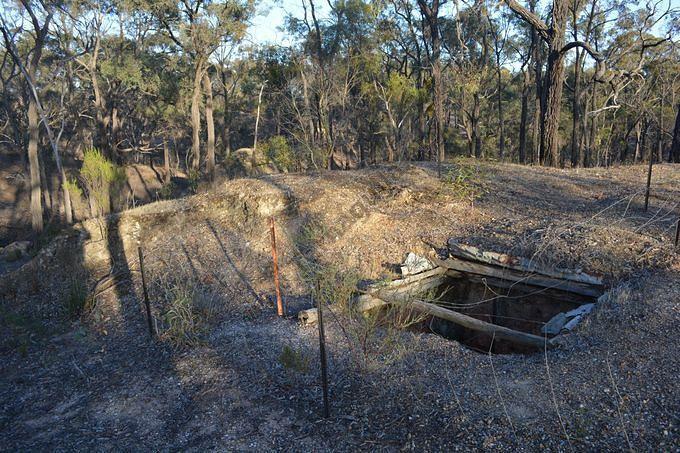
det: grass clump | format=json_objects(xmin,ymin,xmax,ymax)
[
  {"xmin": 442, "ymin": 159, "xmax": 488, "ymax": 205},
  {"xmin": 279, "ymin": 344, "xmax": 310, "ymax": 373},
  {"xmin": 159, "ymin": 283, "xmax": 216, "ymax": 348},
  {"xmin": 64, "ymin": 277, "xmax": 94, "ymax": 319}
]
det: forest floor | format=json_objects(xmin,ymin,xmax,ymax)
[{"xmin": 0, "ymin": 160, "xmax": 679, "ymax": 451}]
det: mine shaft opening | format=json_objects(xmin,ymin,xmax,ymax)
[{"xmin": 421, "ymin": 274, "xmax": 599, "ymax": 354}]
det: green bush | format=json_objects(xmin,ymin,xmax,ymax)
[
  {"xmin": 262, "ymin": 135, "xmax": 296, "ymax": 172},
  {"xmin": 278, "ymin": 344, "xmax": 310, "ymax": 373},
  {"xmin": 80, "ymin": 148, "xmax": 125, "ymax": 218}
]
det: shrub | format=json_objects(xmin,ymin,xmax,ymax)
[
  {"xmin": 63, "ymin": 177, "xmax": 83, "ymax": 199},
  {"xmin": 443, "ymin": 160, "xmax": 488, "ymax": 205},
  {"xmin": 80, "ymin": 148, "xmax": 125, "ymax": 218},
  {"xmin": 279, "ymin": 344, "xmax": 310, "ymax": 373},
  {"xmin": 162, "ymin": 285, "xmax": 200, "ymax": 347},
  {"xmin": 187, "ymin": 168, "xmax": 200, "ymax": 194},
  {"xmin": 262, "ymin": 135, "xmax": 296, "ymax": 172}
]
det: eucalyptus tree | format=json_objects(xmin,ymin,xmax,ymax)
[
  {"xmin": 148, "ymin": 0, "xmax": 252, "ymax": 176},
  {"xmin": 1, "ymin": 0, "xmax": 74, "ymax": 231}
]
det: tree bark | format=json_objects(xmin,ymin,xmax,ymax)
[
  {"xmin": 571, "ymin": 47, "xmax": 582, "ymax": 167},
  {"xmin": 542, "ymin": 0, "xmax": 568, "ymax": 166},
  {"xmin": 27, "ymin": 89, "xmax": 43, "ymax": 232},
  {"xmin": 190, "ymin": 62, "xmax": 203, "ymax": 171},
  {"xmin": 203, "ymin": 71, "xmax": 215, "ymax": 180},
  {"xmin": 418, "ymin": 0, "xmax": 444, "ymax": 177},
  {"xmin": 518, "ymin": 68, "xmax": 530, "ymax": 164},
  {"xmin": 671, "ymin": 103, "xmax": 680, "ymax": 163}
]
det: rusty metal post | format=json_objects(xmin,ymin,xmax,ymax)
[
  {"xmin": 270, "ymin": 217, "xmax": 284, "ymax": 316},
  {"xmin": 137, "ymin": 246, "xmax": 155, "ymax": 337},
  {"xmin": 316, "ymin": 283, "xmax": 330, "ymax": 418},
  {"xmin": 675, "ymin": 217, "xmax": 680, "ymax": 248}
]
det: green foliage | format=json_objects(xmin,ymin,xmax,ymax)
[
  {"xmin": 80, "ymin": 148, "xmax": 126, "ymax": 218},
  {"xmin": 278, "ymin": 344, "xmax": 310, "ymax": 373},
  {"xmin": 157, "ymin": 181, "xmax": 176, "ymax": 200},
  {"xmin": 262, "ymin": 135, "xmax": 296, "ymax": 172},
  {"xmin": 443, "ymin": 160, "xmax": 488, "ymax": 204},
  {"xmin": 162, "ymin": 285, "xmax": 201, "ymax": 347},
  {"xmin": 187, "ymin": 168, "xmax": 200, "ymax": 194},
  {"xmin": 63, "ymin": 177, "xmax": 83, "ymax": 199}
]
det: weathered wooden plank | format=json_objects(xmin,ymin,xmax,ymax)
[
  {"xmin": 369, "ymin": 274, "xmax": 448, "ymax": 302},
  {"xmin": 356, "ymin": 294, "xmax": 552, "ymax": 349},
  {"xmin": 447, "ymin": 241, "xmax": 603, "ymax": 286},
  {"xmin": 432, "ymin": 254, "xmax": 602, "ymax": 297},
  {"xmin": 409, "ymin": 298, "xmax": 552, "ymax": 349},
  {"xmin": 458, "ymin": 273, "xmax": 597, "ymax": 305}
]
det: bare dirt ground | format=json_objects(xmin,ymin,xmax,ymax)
[{"xmin": 0, "ymin": 160, "xmax": 678, "ymax": 451}]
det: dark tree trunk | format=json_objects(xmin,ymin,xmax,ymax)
[
  {"xmin": 542, "ymin": 0, "xmax": 568, "ymax": 166},
  {"xmin": 27, "ymin": 87, "xmax": 43, "ymax": 232},
  {"xmin": 203, "ymin": 71, "xmax": 215, "ymax": 180},
  {"xmin": 671, "ymin": 103, "xmax": 680, "ymax": 163},
  {"xmin": 418, "ymin": 0, "xmax": 444, "ymax": 177},
  {"xmin": 571, "ymin": 48, "xmax": 582, "ymax": 167},
  {"xmin": 190, "ymin": 62, "xmax": 203, "ymax": 171}
]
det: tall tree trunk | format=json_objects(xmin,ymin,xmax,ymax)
[
  {"xmin": 518, "ymin": 69, "xmax": 530, "ymax": 164},
  {"xmin": 634, "ymin": 119, "xmax": 642, "ymax": 162},
  {"xmin": 418, "ymin": 0, "xmax": 444, "ymax": 177},
  {"xmin": 203, "ymin": 71, "xmax": 215, "ymax": 179},
  {"xmin": 220, "ymin": 68, "xmax": 233, "ymax": 158},
  {"xmin": 530, "ymin": 11, "xmax": 542, "ymax": 164},
  {"xmin": 670, "ymin": 103, "xmax": 680, "ymax": 163},
  {"xmin": 190, "ymin": 63, "xmax": 203, "ymax": 171},
  {"xmin": 571, "ymin": 48, "xmax": 582, "ymax": 167},
  {"xmin": 542, "ymin": 0, "xmax": 568, "ymax": 167},
  {"xmin": 497, "ymin": 67, "xmax": 505, "ymax": 160},
  {"xmin": 27, "ymin": 92, "xmax": 43, "ymax": 232},
  {"xmin": 657, "ymin": 95, "xmax": 664, "ymax": 163},
  {"xmin": 431, "ymin": 15, "xmax": 444, "ymax": 176}
]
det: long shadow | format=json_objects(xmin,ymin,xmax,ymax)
[
  {"xmin": 180, "ymin": 241, "xmax": 200, "ymax": 283},
  {"xmin": 106, "ymin": 214, "xmax": 142, "ymax": 332},
  {"xmin": 205, "ymin": 219, "xmax": 263, "ymax": 305}
]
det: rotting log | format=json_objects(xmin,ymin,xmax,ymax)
[
  {"xmin": 352, "ymin": 293, "xmax": 553, "ymax": 349},
  {"xmin": 446, "ymin": 241, "xmax": 603, "ymax": 286},
  {"xmin": 368, "ymin": 274, "xmax": 449, "ymax": 303},
  {"xmin": 408, "ymin": 298, "xmax": 552, "ymax": 348},
  {"xmin": 431, "ymin": 253, "xmax": 602, "ymax": 298},
  {"xmin": 298, "ymin": 272, "xmax": 448, "ymax": 326},
  {"xmin": 457, "ymin": 272, "xmax": 596, "ymax": 305}
]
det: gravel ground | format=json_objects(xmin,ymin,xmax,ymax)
[{"xmin": 0, "ymin": 161, "xmax": 678, "ymax": 451}]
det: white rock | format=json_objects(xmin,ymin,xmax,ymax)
[{"xmin": 401, "ymin": 252, "xmax": 435, "ymax": 276}]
